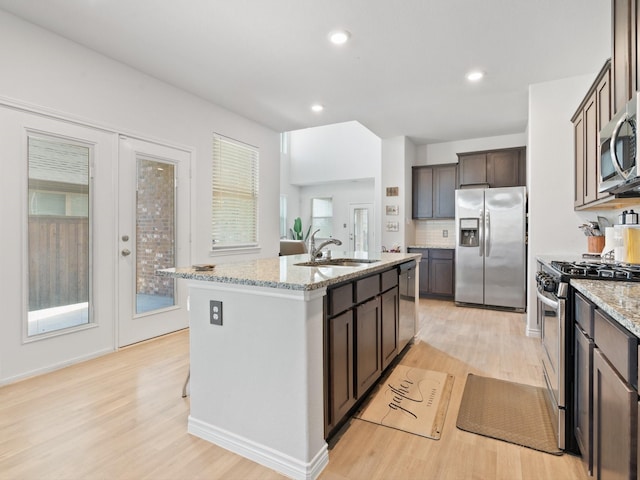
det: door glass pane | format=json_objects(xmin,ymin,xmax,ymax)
[
  {"xmin": 27, "ymin": 136, "xmax": 90, "ymax": 336},
  {"xmin": 354, "ymin": 208, "xmax": 369, "ymax": 251},
  {"xmin": 136, "ymin": 157, "xmax": 175, "ymax": 314}
]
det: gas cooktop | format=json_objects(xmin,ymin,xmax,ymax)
[{"xmin": 550, "ymin": 260, "xmax": 640, "ymax": 281}]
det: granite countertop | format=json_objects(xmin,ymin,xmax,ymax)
[
  {"xmin": 571, "ymin": 279, "xmax": 640, "ymax": 338},
  {"xmin": 408, "ymin": 244, "xmax": 455, "ymax": 250},
  {"xmin": 157, "ymin": 251, "xmax": 421, "ymax": 291}
]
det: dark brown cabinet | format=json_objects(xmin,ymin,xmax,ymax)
[
  {"xmin": 429, "ymin": 250, "xmax": 455, "ymax": 297},
  {"xmin": 572, "ymin": 61, "xmax": 612, "ymax": 209},
  {"xmin": 412, "ymin": 164, "xmax": 456, "ymax": 219},
  {"xmin": 355, "ymin": 297, "xmax": 382, "ymax": 398},
  {"xmin": 573, "ymin": 290, "xmax": 639, "ymax": 479},
  {"xmin": 611, "ymin": 0, "xmax": 636, "ymax": 116},
  {"xmin": 593, "ymin": 349, "xmax": 637, "ymax": 480},
  {"xmin": 575, "ymin": 324, "xmax": 594, "ymax": 475},
  {"xmin": 327, "ymin": 309, "xmax": 355, "ymax": 429},
  {"xmin": 324, "ymin": 266, "xmax": 405, "ymax": 439},
  {"xmin": 381, "ymin": 286, "xmax": 399, "ymax": 371},
  {"xmin": 408, "ymin": 248, "xmax": 454, "ymax": 299},
  {"xmin": 457, "ymin": 147, "xmax": 526, "ymax": 188}
]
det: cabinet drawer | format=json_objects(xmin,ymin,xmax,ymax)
[
  {"xmin": 574, "ymin": 291, "xmax": 594, "ymax": 337},
  {"xmin": 429, "ymin": 249, "xmax": 453, "ymax": 260},
  {"xmin": 355, "ymin": 274, "xmax": 380, "ymax": 303},
  {"xmin": 594, "ymin": 309, "xmax": 638, "ymax": 387},
  {"xmin": 381, "ymin": 268, "xmax": 398, "ymax": 292},
  {"xmin": 328, "ymin": 283, "xmax": 353, "ymax": 316}
]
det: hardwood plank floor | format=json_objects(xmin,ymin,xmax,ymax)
[{"xmin": 0, "ymin": 299, "xmax": 587, "ymax": 479}]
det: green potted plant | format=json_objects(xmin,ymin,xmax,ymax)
[{"xmin": 290, "ymin": 217, "xmax": 311, "ymax": 241}]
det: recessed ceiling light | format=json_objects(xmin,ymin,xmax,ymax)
[
  {"xmin": 329, "ymin": 30, "xmax": 351, "ymax": 45},
  {"xmin": 311, "ymin": 104, "xmax": 324, "ymax": 113},
  {"xmin": 466, "ymin": 70, "xmax": 485, "ymax": 82}
]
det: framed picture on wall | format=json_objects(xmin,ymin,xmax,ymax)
[
  {"xmin": 386, "ymin": 205, "xmax": 399, "ymax": 215},
  {"xmin": 386, "ymin": 221, "xmax": 399, "ymax": 232}
]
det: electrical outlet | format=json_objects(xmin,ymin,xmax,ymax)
[
  {"xmin": 443, "ymin": 229, "xmax": 448, "ymax": 238},
  {"xmin": 210, "ymin": 300, "xmax": 223, "ymax": 325}
]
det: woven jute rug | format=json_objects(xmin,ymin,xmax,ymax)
[
  {"xmin": 456, "ymin": 373, "xmax": 562, "ymax": 455},
  {"xmin": 355, "ymin": 365, "xmax": 454, "ymax": 439}
]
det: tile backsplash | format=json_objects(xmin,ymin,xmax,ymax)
[{"xmin": 414, "ymin": 219, "xmax": 456, "ymax": 247}]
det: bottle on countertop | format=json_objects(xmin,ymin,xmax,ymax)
[{"xmin": 625, "ymin": 209, "xmax": 639, "ymax": 225}]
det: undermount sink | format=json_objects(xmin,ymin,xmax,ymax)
[{"xmin": 294, "ymin": 258, "xmax": 380, "ymax": 267}]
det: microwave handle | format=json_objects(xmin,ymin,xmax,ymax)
[{"xmin": 610, "ymin": 112, "xmax": 632, "ymax": 180}]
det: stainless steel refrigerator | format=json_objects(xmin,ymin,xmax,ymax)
[{"xmin": 455, "ymin": 186, "xmax": 526, "ymax": 311}]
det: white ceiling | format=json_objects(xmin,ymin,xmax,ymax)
[{"xmin": 0, "ymin": 0, "xmax": 611, "ymax": 144}]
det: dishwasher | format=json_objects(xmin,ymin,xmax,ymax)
[{"xmin": 398, "ymin": 260, "xmax": 417, "ymax": 351}]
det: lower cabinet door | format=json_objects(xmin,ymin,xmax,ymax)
[
  {"xmin": 328, "ymin": 309, "xmax": 355, "ymax": 428},
  {"xmin": 381, "ymin": 287, "xmax": 399, "ymax": 370},
  {"xmin": 429, "ymin": 257, "xmax": 454, "ymax": 296},
  {"xmin": 593, "ymin": 348, "xmax": 637, "ymax": 480},
  {"xmin": 355, "ymin": 297, "xmax": 382, "ymax": 398},
  {"xmin": 574, "ymin": 325, "xmax": 593, "ymax": 475}
]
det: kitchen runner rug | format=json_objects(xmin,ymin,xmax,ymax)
[
  {"xmin": 456, "ymin": 373, "xmax": 562, "ymax": 455},
  {"xmin": 355, "ymin": 365, "xmax": 454, "ymax": 440}
]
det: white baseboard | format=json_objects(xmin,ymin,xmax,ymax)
[
  {"xmin": 188, "ymin": 416, "xmax": 329, "ymax": 480},
  {"xmin": 0, "ymin": 347, "xmax": 115, "ymax": 386}
]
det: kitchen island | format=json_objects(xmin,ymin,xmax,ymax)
[{"xmin": 158, "ymin": 252, "xmax": 420, "ymax": 480}]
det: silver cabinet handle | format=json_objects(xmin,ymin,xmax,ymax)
[
  {"xmin": 478, "ymin": 209, "xmax": 484, "ymax": 257},
  {"xmin": 485, "ymin": 209, "xmax": 491, "ymax": 258},
  {"xmin": 121, "ymin": 248, "xmax": 131, "ymax": 257}
]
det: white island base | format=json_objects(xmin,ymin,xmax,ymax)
[{"xmin": 187, "ymin": 281, "xmax": 328, "ymax": 480}]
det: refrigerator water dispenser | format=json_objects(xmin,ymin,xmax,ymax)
[{"xmin": 459, "ymin": 218, "xmax": 479, "ymax": 247}]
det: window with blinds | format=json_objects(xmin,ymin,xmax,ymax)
[
  {"xmin": 212, "ymin": 134, "xmax": 259, "ymax": 249},
  {"xmin": 311, "ymin": 197, "xmax": 333, "ymax": 238}
]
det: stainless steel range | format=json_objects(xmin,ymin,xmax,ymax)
[{"xmin": 535, "ymin": 258, "xmax": 640, "ymax": 453}]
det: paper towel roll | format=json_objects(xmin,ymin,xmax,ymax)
[
  {"xmin": 603, "ymin": 227, "xmax": 616, "ymax": 255},
  {"xmin": 614, "ymin": 225, "xmax": 626, "ymax": 262}
]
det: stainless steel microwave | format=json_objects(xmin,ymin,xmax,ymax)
[{"xmin": 599, "ymin": 95, "xmax": 640, "ymax": 195}]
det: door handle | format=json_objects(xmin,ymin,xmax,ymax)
[{"xmin": 121, "ymin": 248, "xmax": 131, "ymax": 257}]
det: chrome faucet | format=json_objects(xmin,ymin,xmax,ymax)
[{"xmin": 309, "ymin": 229, "xmax": 342, "ymax": 261}]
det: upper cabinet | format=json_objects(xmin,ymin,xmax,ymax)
[
  {"xmin": 457, "ymin": 147, "xmax": 526, "ymax": 188},
  {"xmin": 412, "ymin": 164, "xmax": 457, "ymax": 219},
  {"xmin": 611, "ymin": 0, "xmax": 636, "ymax": 116},
  {"xmin": 572, "ymin": 61, "xmax": 612, "ymax": 209}
]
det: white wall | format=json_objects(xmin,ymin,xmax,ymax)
[
  {"xmin": 288, "ymin": 121, "xmax": 381, "ymax": 185},
  {"xmin": 381, "ymin": 136, "xmax": 415, "ymax": 251},
  {"xmin": 297, "ymin": 180, "xmax": 375, "ymax": 249},
  {"xmin": 286, "ymin": 121, "xmax": 382, "ymax": 252},
  {"xmin": 526, "ymin": 73, "xmax": 598, "ymax": 335},
  {"xmin": 416, "ymin": 133, "xmax": 528, "ymax": 165},
  {"xmin": 0, "ymin": 10, "xmax": 280, "ymax": 383}
]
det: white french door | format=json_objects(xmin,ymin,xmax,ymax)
[
  {"xmin": 0, "ymin": 107, "xmax": 117, "ymax": 381},
  {"xmin": 349, "ymin": 203, "xmax": 374, "ymax": 252},
  {"xmin": 117, "ymin": 136, "xmax": 190, "ymax": 347}
]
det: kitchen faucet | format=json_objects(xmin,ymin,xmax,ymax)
[{"xmin": 309, "ymin": 229, "xmax": 342, "ymax": 261}]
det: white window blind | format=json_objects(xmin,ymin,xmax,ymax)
[{"xmin": 212, "ymin": 134, "xmax": 259, "ymax": 248}]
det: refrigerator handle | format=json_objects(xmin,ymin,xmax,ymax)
[
  {"xmin": 485, "ymin": 209, "xmax": 491, "ymax": 257},
  {"xmin": 478, "ymin": 209, "xmax": 484, "ymax": 257}
]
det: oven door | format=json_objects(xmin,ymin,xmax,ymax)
[{"xmin": 537, "ymin": 286, "xmax": 566, "ymax": 449}]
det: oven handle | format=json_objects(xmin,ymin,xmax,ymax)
[{"xmin": 536, "ymin": 287, "xmax": 559, "ymax": 310}]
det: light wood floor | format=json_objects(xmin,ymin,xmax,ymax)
[{"xmin": 0, "ymin": 299, "xmax": 587, "ymax": 480}]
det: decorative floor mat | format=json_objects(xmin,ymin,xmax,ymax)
[{"xmin": 356, "ymin": 365, "xmax": 454, "ymax": 440}]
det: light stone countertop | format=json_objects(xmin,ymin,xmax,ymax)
[
  {"xmin": 157, "ymin": 251, "xmax": 421, "ymax": 291},
  {"xmin": 571, "ymin": 279, "xmax": 640, "ymax": 338},
  {"xmin": 408, "ymin": 244, "xmax": 455, "ymax": 250}
]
